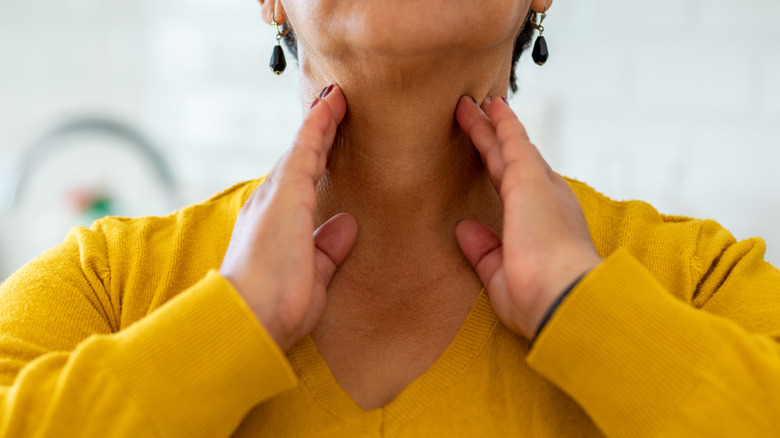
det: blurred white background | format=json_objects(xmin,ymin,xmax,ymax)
[{"xmin": 0, "ymin": 0, "xmax": 779, "ymax": 279}]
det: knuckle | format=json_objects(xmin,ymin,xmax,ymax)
[
  {"xmin": 497, "ymin": 123, "xmax": 529, "ymax": 145},
  {"xmin": 291, "ymin": 131, "xmax": 319, "ymax": 154},
  {"xmin": 494, "ymin": 117, "xmax": 515, "ymax": 136},
  {"xmin": 499, "ymin": 177, "xmax": 523, "ymax": 200},
  {"xmin": 502, "ymin": 158, "xmax": 527, "ymax": 179}
]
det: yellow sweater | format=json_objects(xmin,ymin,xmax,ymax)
[{"xmin": 1, "ymin": 177, "xmax": 780, "ymax": 437}]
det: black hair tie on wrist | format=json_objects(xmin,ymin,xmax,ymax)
[{"xmin": 531, "ymin": 271, "xmax": 589, "ymax": 344}]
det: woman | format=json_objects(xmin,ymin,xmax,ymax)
[{"xmin": 1, "ymin": 0, "xmax": 779, "ymax": 436}]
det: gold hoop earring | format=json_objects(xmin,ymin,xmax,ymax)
[
  {"xmin": 269, "ymin": 12, "xmax": 288, "ymax": 75},
  {"xmin": 529, "ymin": 6, "xmax": 550, "ymax": 66}
]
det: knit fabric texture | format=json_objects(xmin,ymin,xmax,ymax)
[{"xmin": 1, "ymin": 177, "xmax": 779, "ymax": 437}]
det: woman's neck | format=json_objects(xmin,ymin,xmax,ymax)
[
  {"xmin": 318, "ymin": 87, "xmax": 492, "ymax": 225},
  {"xmin": 303, "ymin": 51, "xmax": 510, "ymax": 290}
]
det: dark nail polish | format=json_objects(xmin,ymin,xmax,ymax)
[
  {"xmin": 470, "ymin": 97, "xmax": 478, "ymax": 105},
  {"xmin": 317, "ymin": 85, "xmax": 329, "ymax": 98},
  {"xmin": 310, "ymin": 97, "xmax": 320, "ymax": 109},
  {"xmin": 320, "ymin": 84, "xmax": 335, "ymax": 98},
  {"xmin": 501, "ymin": 96, "xmax": 508, "ymax": 104}
]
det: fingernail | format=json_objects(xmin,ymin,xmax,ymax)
[
  {"xmin": 310, "ymin": 97, "xmax": 320, "ymax": 109},
  {"xmin": 470, "ymin": 96, "xmax": 478, "ymax": 105},
  {"xmin": 501, "ymin": 96, "xmax": 508, "ymax": 104},
  {"xmin": 485, "ymin": 96, "xmax": 494, "ymax": 103},
  {"xmin": 317, "ymin": 85, "xmax": 328, "ymax": 98},
  {"xmin": 320, "ymin": 84, "xmax": 335, "ymax": 98}
]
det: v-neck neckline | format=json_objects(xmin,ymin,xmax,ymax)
[{"xmin": 287, "ymin": 288, "xmax": 499, "ymax": 433}]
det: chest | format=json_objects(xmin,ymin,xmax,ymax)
[{"xmin": 310, "ymin": 280, "xmax": 482, "ymax": 410}]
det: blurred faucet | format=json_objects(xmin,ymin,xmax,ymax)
[{"xmin": 2, "ymin": 117, "xmax": 177, "ymax": 211}]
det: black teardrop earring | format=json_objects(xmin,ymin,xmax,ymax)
[
  {"xmin": 269, "ymin": 12, "xmax": 288, "ymax": 75},
  {"xmin": 530, "ymin": 6, "xmax": 550, "ymax": 66}
]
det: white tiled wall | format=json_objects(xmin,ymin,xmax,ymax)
[{"xmin": 1, "ymin": 0, "xmax": 779, "ymax": 278}]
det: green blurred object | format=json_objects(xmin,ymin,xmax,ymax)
[
  {"xmin": 69, "ymin": 189, "xmax": 117, "ymax": 222},
  {"xmin": 84, "ymin": 195, "xmax": 115, "ymax": 221}
]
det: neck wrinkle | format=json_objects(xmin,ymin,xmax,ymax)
[{"xmin": 306, "ymin": 47, "xmax": 510, "ymax": 253}]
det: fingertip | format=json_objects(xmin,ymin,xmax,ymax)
[
  {"xmin": 332, "ymin": 211, "xmax": 358, "ymax": 239},
  {"xmin": 455, "ymin": 96, "xmax": 474, "ymax": 124},
  {"xmin": 456, "ymin": 95, "xmax": 487, "ymax": 132},
  {"xmin": 454, "ymin": 219, "xmax": 473, "ymax": 249},
  {"xmin": 455, "ymin": 219, "xmax": 501, "ymax": 260},
  {"xmin": 480, "ymin": 96, "xmax": 495, "ymax": 113},
  {"xmin": 455, "ymin": 219, "xmax": 503, "ymax": 284},
  {"xmin": 455, "ymin": 219, "xmax": 497, "ymax": 244},
  {"xmin": 303, "ymin": 85, "xmax": 347, "ymax": 144},
  {"xmin": 321, "ymin": 84, "xmax": 347, "ymax": 123},
  {"xmin": 314, "ymin": 212, "xmax": 358, "ymax": 266},
  {"xmin": 457, "ymin": 95, "xmax": 476, "ymax": 109},
  {"xmin": 454, "ymin": 217, "xmax": 477, "ymax": 235},
  {"xmin": 485, "ymin": 94, "xmax": 515, "ymax": 119}
]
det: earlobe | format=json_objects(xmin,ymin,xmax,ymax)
[
  {"xmin": 273, "ymin": 0, "xmax": 288, "ymax": 25},
  {"xmin": 258, "ymin": 0, "xmax": 287, "ymax": 25},
  {"xmin": 530, "ymin": 0, "xmax": 554, "ymax": 14}
]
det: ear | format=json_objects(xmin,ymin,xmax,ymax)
[
  {"xmin": 530, "ymin": 0, "xmax": 554, "ymax": 13},
  {"xmin": 258, "ymin": 0, "xmax": 287, "ymax": 25}
]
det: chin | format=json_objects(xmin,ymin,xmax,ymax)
[{"xmin": 287, "ymin": 0, "xmax": 528, "ymax": 59}]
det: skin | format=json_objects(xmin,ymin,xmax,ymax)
[{"xmin": 221, "ymin": 0, "xmax": 600, "ymax": 410}]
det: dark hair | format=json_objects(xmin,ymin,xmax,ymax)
[{"xmin": 281, "ymin": 10, "xmax": 535, "ymax": 94}]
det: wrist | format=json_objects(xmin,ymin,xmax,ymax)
[
  {"xmin": 522, "ymin": 286, "xmax": 565, "ymax": 339},
  {"xmin": 221, "ymin": 272, "xmax": 296, "ymax": 352},
  {"xmin": 530, "ymin": 271, "xmax": 587, "ymax": 341},
  {"xmin": 256, "ymin": 309, "xmax": 294, "ymax": 352},
  {"xmin": 524, "ymin": 256, "xmax": 600, "ymax": 339},
  {"xmin": 248, "ymin": 293, "xmax": 301, "ymax": 353}
]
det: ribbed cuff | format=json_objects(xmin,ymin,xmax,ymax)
[
  {"xmin": 102, "ymin": 270, "xmax": 298, "ymax": 437},
  {"xmin": 526, "ymin": 248, "xmax": 729, "ymax": 437}
]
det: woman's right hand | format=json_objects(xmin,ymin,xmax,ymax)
[{"xmin": 220, "ymin": 84, "xmax": 357, "ymax": 353}]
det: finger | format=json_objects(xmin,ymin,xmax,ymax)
[
  {"xmin": 483, "ymin": 97, "xmax": 545, "ymax": 171},
  {"xmin": 313, "ymin": 213, "xmax": 358, "ymax": 286},
  {"xmin": 285, "ymin": 85, "xmax": 347, "ymax": 186},
  {"xmin": 318, "ymin": 84, "xmax": 347, "ymax": 140},
  {"xmin": 314, "ymin": 84, "xmax": 347, "ymax": 172},
  {"xmin": 455, "ymin": 97, "xmax": 505, "ymax": 191},
  {"xmin": 455, "ymin": 219, "xmax": 505, "ymax": 295}
]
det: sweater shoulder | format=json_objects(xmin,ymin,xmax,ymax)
[
  {"xmin": 564, "ymin": 177, "xmax": 710, "ymax": 302},
  {"xmin": 97, "ymin": 177, "xmax": 262, "ymax": 231},
  {"xmin": 96, "ymin": 177, "xmax": 262, "ymax": 248},
  {"xmin": 564, "ymin": 176, "xmax": 700, "ymax": 226},
  {"xmin": 94, "ymin": 177, "xmax": 264, "ymax": 327},
  {"xmin": 564, "ymin": 177, "xmax": 775, "ymax": 307}
]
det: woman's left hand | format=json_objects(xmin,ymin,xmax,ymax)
[{"xmin": 454, "ymin": 96, "xmax": 602, "ymax": 340}]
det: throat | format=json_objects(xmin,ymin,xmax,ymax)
[
  {"xmin": 308, "ymin": 71, "xmax": 505, "ymax": 411},
  {"xmin": 313, "ymin": 87, "xmax": 503, "ymax": 242}
]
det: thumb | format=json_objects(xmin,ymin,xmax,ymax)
[
  {"xmin": 314, "ymin": 213, "xmax": 358, "ymax": 286},
  {"xmin": 455, "ymin": 219, "xmax": 505, "ymax": 295}
]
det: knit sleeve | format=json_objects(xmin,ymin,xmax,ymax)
[
  {"xmin": 0, "ymin": 225, "xmax": 297, "ymax": 437},
  {"xmin": 525, "ymin": 220, "xmax": 780, "ymax": 437}
]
